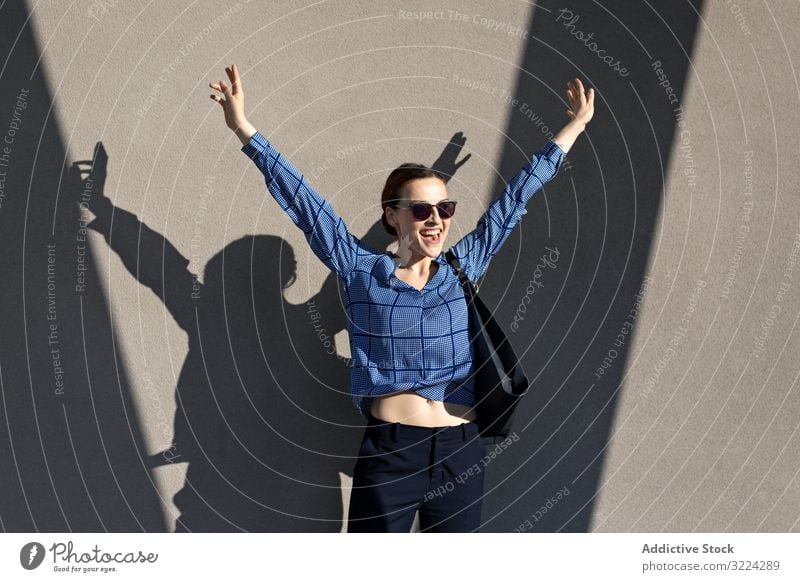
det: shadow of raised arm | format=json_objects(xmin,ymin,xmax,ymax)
[{"xmin": 72, "ymin": 141, "xmax": 196, "ymax": 332}]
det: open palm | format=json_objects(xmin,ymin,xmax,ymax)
[
  {"xmin": 209, "ymin": 63, "xmax": 246, "ymax": 131},
  {"xmin": 565, "ymin": 78, "xmax": 594, "ymax": 125}
]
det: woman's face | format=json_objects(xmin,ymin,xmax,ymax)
[{"xmin": 385, "ymin": 177, "xmax": 451, "ymax": 263}]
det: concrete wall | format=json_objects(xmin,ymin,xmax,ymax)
[{"xmin": 1, "ymin": 0, "xmax": 798, "ymax": 532}]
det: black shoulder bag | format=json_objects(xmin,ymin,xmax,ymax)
[{"xmin": 445, "ymin": 250, "xmax": 529, "ymax": 444}]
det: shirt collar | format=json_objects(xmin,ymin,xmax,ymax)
[{"xmin": 380, "ymin": 251, "xmax": 451, "ymax": 290}]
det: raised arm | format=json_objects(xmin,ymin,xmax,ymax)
[
  {"xmin": 210, "ymin": 64, "xmax": 360, "ymax": 279},
  {"xmin": 447, "ymin": 140, "xmax": 566, "ymax": 283},
  {"xmin": 449, "ymin": 78, "xmax": 594, "ymax": 282}
]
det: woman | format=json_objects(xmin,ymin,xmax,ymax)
[{"xmin": 210, "ymin": 64, "xmax": 594, "ymax": 532}]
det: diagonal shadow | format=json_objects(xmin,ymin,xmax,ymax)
[
  {"xmin": 0, "ymin": 0, "xmax": 163, "ymax": 531},
  {"xmin": 474, "ymin": 0, "xmax": 705, "ymax": 531}
]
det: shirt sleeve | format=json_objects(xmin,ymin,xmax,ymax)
[
  {"xmin": 241, "ymin": 131, "xmax": 360, "ymax": 279},
  {"xmin": 448, "ymin": 139, "xmax": 566, "ymax": 283}
]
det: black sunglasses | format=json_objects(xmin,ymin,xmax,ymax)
[{"xmin": 390, "ymin": 200, "xmax": 457, "ymax": 221}]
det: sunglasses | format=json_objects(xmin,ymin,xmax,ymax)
[{"xmin": 390, "ymin": 200, "xmax": 457, "ymax": 221}]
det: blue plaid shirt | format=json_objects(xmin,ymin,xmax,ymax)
[{"xmin": 242, "ymin": 131, "xmax": 566, "ymax": 416}]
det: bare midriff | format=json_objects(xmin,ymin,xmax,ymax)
[{"xmin": 370, "ymin": 390, "xmax": 476, "ymax": 427}]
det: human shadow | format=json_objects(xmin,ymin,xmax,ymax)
[{"xmin": 77, "ymin": 132, "xmax": 470, "ymax": 531}]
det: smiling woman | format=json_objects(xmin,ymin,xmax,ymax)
[
  {"xmin": 210, "ymin": 63, "xmax": 594, "ymax": 532},
  {"xmin": 380, "ymin": 164, "xmax": 455, "ymax": 267}
]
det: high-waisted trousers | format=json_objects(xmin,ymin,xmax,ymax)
[{"xmin": 347, "ymin": 412, "xmax": 485, "ymax": 532}]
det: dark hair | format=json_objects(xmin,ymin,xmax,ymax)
[{"xmin": 380, "ymin": 163, "xmax": 447, "ymax": 236}]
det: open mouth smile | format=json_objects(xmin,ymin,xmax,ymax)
[{"xmin": 420, "ymin": 228, "xmax": 442, "ymax": 244}]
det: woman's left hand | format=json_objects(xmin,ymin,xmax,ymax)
[{"xmin": 565, "ymin": 78, "xmax": 594, "ymax": 125}]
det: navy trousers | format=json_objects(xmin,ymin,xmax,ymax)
[{"xmin": 347, "ymin": 413, "xmax": 485, "ymax": 533}]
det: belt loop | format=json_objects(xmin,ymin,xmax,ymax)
[
  {"xmin": 391, "ymin": 422, "xmax": 399, "ymax": 442},
  {"xmin": 460, "ymin": 423, "xmax": 467, "ymax": 440}
]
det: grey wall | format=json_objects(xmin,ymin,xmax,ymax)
[{"xmin": 1, "ymin": 0, "xmax": 798, "ymax": 532}]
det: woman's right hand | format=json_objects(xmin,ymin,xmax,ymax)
[{"xmin": 209, "ymin": 64, "xmax": 255, "ymax": 142}]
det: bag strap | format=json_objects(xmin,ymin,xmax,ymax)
[{"xmin": 444, "ymin": 249, "xmax": 478, "ymax": 293}]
